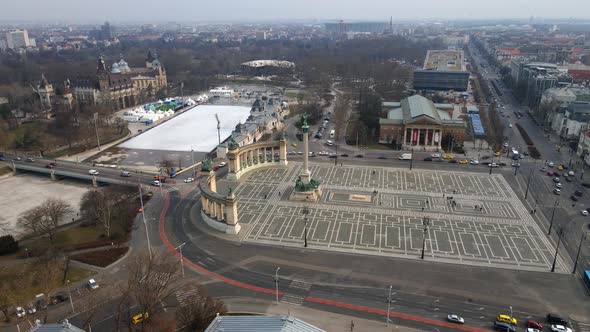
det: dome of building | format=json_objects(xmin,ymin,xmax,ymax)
[
  {"xmin": 111, "ymin": 62, "xmax": 121, "ymax": 73},
  {"xmin": 117, "ymin": 58, "xmax": 131, "ymax": 73}
]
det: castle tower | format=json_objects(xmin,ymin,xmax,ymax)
[
  {"xmin": 96, "ymin": 55, "xmax": 110, "ymax": 92},
  {"xmin": 38, "ymin": 73, "xmax": 54, "ymax": 109}
]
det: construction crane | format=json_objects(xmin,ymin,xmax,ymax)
[{"xmin": 215, "ymin": 113, "xmax": 221, "ymax": 145}]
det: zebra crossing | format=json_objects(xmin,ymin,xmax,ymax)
[
  {"xmin": 280, "ymin": 279, "xmax": 313, "ymax": 306},
  {"xmin": 176, "ymin": 287, "xmax": 203, "ymax": 306},
  {"xmin": 576, "ymin": 322, "xmax": 590, "ymax": 332},
  {"xmin": 288, "ymin": 279, "xmax": 312, "ymax": 291}
]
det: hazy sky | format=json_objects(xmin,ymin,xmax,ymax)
[{"xmin": 2, "ymin": 0, "xmax": 589, "ymax": 23}]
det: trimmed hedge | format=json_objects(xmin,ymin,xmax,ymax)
[{"xmin": 515, "ymin": 123, "xmax": 534, "ymax": 146}]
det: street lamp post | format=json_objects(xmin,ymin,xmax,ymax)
[
  {"xmin": 175, "ymin": 242, "xmax": 186, "ymax": 277},
  {"xmin": 548, "ymin": 199, "xmax": 559, "ymax": 236},
  {"xmin": 508, "ymin": 306, "xmax": 513, "ymax": 332},
  {"xmin": 551, "ymin": 227, "xmax": 565, "ymax": 273},
  {"xmin": 386, "ymin": 285, "xmax": 393, "ymax": 327},
  {"xmin": 410, "ymin": 148, "xmax": 414, "ymax": 170},
  {"xmin": 489, "ymin": 159, "xmax": 493, "ymax": 175},
  {"xmin": 274, "ymin": 267, "xmax": 280, "ymax": 304},
  {"xmin": 573, "ymin": 233, "xmax": 586, "ymax": 274},
  {"xmin": 138, "ymin": 183, "xmax": 153, "ymax": 260},
  {"xmin": 420, "ymin": 217, "xmax": 430, "ymax": 260},
  {"xmin": 302, "ymin": 207, "xmax": 309, "ymax": 248},
  {"xmin": 66, "ymin": 280, "xmax": 75, "ymax": 313}
]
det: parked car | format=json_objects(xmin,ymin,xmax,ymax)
[
  {"xmin": 88, "ymin": 170, "xmax": 99, "ymax": 175},
  {"xmin": 581, "ymin": 210, "xmax": 588, "ymax": 216},
  {"xmin": 470, "ymin": 159, "xmax": 479, "ymax": 165},
  {"xmin": 15, "ymin": 307, "xmax": 26, "ymax": 318},
  {"xmin": 120, "ymin": 171, "xmax": 131, "ymax": 177},
  {"xmin": 575, "ymin": 190, "xmax": 583, "ymax": 197},
  {"xmin": 152, "ymin": 180, "xmax": 161, "ymax": 186},
  {"xmin": 546, "ymin": 314, "xmax": 567, "ymax": 326},
  {"xmin": 219, "ymin": 161, "xmax": 227, "ymax": 167},
  {"xmin": 50, "ymin": 292, "xmax": 69, "ymax": 305},
  {"xmin": 423, "ymin": 157, "xmax": 432, "ymax": 161},
  {"xmin": 527, "ymin": 320, "xmax": 543, "ymax": 330},
  {"xmin": 494, "ymin": 321, "xmax": 517, "ymax": 332},
  {"xmin": 87, "ymin": 278, "xmax": 99, "ymax": 290},
  {"xmin": 547, "ymin": 171, "xmax": 554, "ymax": 176},
  {"xmin": 550, "ymin": 325, "xmax": 572, "ymax": 332},
  {"xmin": 25, "ymin": 304, "xmax": 36, "ymax": 315},
  {"xmin": 570, "ymin": 195, "xmax": 578, "ymax": 202},
  {"xmin": 553, "ymin": 189, "xmax": 561, "ymax": 195},
  {"xmin": 555, "ymin": 183, "xmax": 562, "ymax": 188},
  {"xmin": 132, "ymin": 312, "xmax": 149, "ymax": 325},
  {"xmin": 184, "ymin": 177, "xmax": 194, "ymax": 183},
  {"xmin": 25, "ymin": 158, "xmax": 34, "ymax": 162},
  {"xmin": 553, "ymin": 177, "xmax": 561, "ymax": 183}
]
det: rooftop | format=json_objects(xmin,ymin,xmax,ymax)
[
  {"xmin": 241, "ymin": 60, "xmax": 295, "ymax": 68},
  {"xmin": 423, "ymin": 49, "xmax": 466, "ymax": 72}
]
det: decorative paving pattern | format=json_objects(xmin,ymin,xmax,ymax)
[{"xmin": 231, "ymin": 163, "xmax": 565, "ymax": 271}]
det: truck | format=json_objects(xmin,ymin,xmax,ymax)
[{"xmin": 399, "ymin": 153, "xmax": 412, "ymax": 160}]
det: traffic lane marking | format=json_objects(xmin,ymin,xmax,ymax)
[{"xmin": 158, "ymin": 192, "xmax": 490, "ymax": 332}]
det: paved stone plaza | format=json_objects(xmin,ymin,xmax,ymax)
[{"xmin": 230, "ymin": 162, "xmax": 566, "ymax": 271}]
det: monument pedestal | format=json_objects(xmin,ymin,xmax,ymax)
[{"xmin": 289, "ymin": 186, "xmax": 323, "ymax": 202}]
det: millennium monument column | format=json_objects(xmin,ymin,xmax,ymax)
[
  {"xmin": 290, "ymin": 113, "xmax": 322, "ymax": 202},
  {"xmin": 300, "ymin": 114, "xmax": 311, "ymax": 184}
]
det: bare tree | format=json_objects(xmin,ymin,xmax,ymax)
[
  {"xmin": 80, "ymin": 190, "xmax": 118, "ymax": 237},
  {"xmin": 176, "ymin": 285, "xmax": 227, "ymax": 331},
  {"xmin": 35, "ymin": 253, "xmax": 62, "ymax": 323},
  {"xmin": 41, "ymin": 198, "xmax": 73, "ymax": 228},
  {"xmin": 17, "ymin": 206, "xmax": 57, "ymax": 243},
  {"xmin": 159, "ymin": 159, "xmax": 175, "ymax": 176},
  {"xmin": 127, "ymin": 252, "xmax": 184, "ymax": 329},
  {"xmin": 0, "ymin": 276, "xmax": 21, "ymax": 322}
]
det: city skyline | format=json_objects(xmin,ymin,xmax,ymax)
[{"xmin": 1, "ymin": 0, "xmax": 590, "ymax": 23}]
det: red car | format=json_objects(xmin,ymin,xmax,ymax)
[
  {"xmin": 527, "ymin": 320, "xmax": 543, "ymax": 330},
  {"xmin": 547, "ymin": 171, "xmax": 554, "ymax": 176}
]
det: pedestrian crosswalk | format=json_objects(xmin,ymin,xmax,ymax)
[
  {"xmin": 280, "ymin": 293, "xmax": 305, "ymax": 306},
  {"xmin": 176, "ymin": 287, "xmax": 204, "ymax": 306},
  {"xmin": 576, "ymin": 322, "xmax": 590, "ymax": 332},
  {"xmin": 289, "ymin": 280, "xmax": 312, "ymax": 291}
]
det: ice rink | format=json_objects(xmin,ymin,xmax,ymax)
[{"xmin": 120, "ymin": 105, "xmax": 251, "ymax": 152}]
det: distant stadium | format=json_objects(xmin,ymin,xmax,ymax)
[{"xmin": 241, "ymin": 60, "xmax": 295, "ymax": 76}]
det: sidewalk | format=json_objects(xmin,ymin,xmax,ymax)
[
  {"xmin": 57, "ymin": 132, "xmax": 131, "ymax": 163},
  {"xmin": 224, "ymin": 297, "xmax": 421, "ymax": 332}
]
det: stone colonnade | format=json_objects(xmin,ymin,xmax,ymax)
[
  {"xmin": 226, "ymin": 137, "xmax": 288, "ymax": 181},
  {"xmin": 199, "ymin": 170, "xmax": 240, "ymax": 234},
  {"xmin": 403, "ymin": 126, "xmax": 443, "ymax": 150}
]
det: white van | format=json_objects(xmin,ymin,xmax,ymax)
[
  {"xmin": 399, "ymin": 153, "xmax": 412, "ymax": 160},
  {"xmin": 329, "ymin": 129, "xmax": 335, "ymax": 139}
]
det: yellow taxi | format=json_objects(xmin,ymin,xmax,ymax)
[
  {"xmin": 132, "ymin": 312, "xmax": 149, "ymax": 325},
  {"xmin": 459, "ymin": 159, "xmax": 469, "ymax": 164},
  {"xmin": 556, "ymin": 165, "xmax": 564, "ymax": 171},
  {"xmin": 442, "ymin": 155, "xmax": 454, "ymax": 160},
  {"xmin": 291, "ymin": 143, "xmax": 297, "ymax": 147},
  {"xmin": 494, "ymin": 151, "xmax": 501, "ymax": 156},
  {"xmin": 496, "ymin": 314, "xmax": 517, "ymax": 325}
]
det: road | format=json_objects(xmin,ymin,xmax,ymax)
[
  {"xmin": 5, "ymin": 154, "xmax": 163, "ymax": 187},
  {"xmin": 467, "ymin": 41, "xmax": 590, "ymax": 278}
]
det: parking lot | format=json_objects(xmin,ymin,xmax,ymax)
[{"xmin": 231, "ymin": 162, "xmax": 566, "ymax": 271}]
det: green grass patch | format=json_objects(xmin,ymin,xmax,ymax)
[
  {"xmin": 0, "ymin": 261, "xmax": 93, "ymax": 304},
  {"xmin": 54, "ymin": 225, "xmax": 106, "ymax": 245}
]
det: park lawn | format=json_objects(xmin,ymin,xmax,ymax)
[
  {"xmin": 54, "ymin": 225, "xmax": 107, "ymax": 245},
  {"xmin": 0, "ymin": 261, "xmax": 93, "ymax": 303},
  {"xmin": 365, "ymin": 144, "xmax": 395, "ymax": 150}
]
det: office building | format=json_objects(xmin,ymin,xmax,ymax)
[
  {"xmin": 6, "ymin": 29, "xmax": 30, "ymax": 49},
  {"xmin": 413, "ymin": 50, "xmax": 470, "ymax": 91}
]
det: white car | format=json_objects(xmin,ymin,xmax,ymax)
[
  {"xmin": 431, "ymin": 153, "xmax": 441, "ymax": 158},
  {"xmin": 528, "ymin": 329, "xmax": 541, "ymax": 332},
  {"xmin": 88, "ymin": 170, "xmax": 99, "ymax": 175},
  {"xmin": 489, "ymin": 162, "xmax": 499, "ymax": 168},
  {"xmin": 549, "ymin": 162, "xmax": 555, "ymax": 167},
  {"xmin": 15, "ymin": 306, "xmax": 25, "ymax": 318},
  {"xmin": 555, "ymin": 183, "xmax": 562, "ymax": 189},
  {"xmin": 25, "ymin": 304, "xmax": 36, "ymax": 315},
  {"xmin": 554, "ymin": 188, "xmax": 561, "ymax": 195},
  {"xmin": 503, "ymin": 143, "xmax": 509, "ymax": 147},
  {"xmin": 581, "ymin": 210, "xmax": 589, "ymax": 216},
  {"xmin": 447, "ymin": 314, "xmax": 464, "ymax": 324},
  {"xmin": 551, "ymin": 325, "xmax": 572, "ymax": 332},
  {"xmin": 87, "ymin": 278, "xmax": 99, "ymax": 290},
  {"xmin": 184, "ymin": 177, "xmax": 194, "ymax": 183},
  {"xmin": 152, "ymin": 180, "xmax": 160, "ymax": 186},
  {"xmin": 470, "ymin": 159, "xmax": 479, "ymax": 165},
  {"xmin": 540, "ymin": 167, "xmax": 548, "ymax": 172},
  {"xmin": 569, "ymin": 171, "xmax": 575, "ymax": 176},
  {"xmin": 219, "ymin": 162, "xmax": 227, "ymax": 167}
]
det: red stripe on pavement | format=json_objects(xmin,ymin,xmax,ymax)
[
  {"xmin": 158, "ymin": 193, "xmax": 280, "ymax": 295},
  {"xmin": 158, "ymin": 192, "xmax": 488, "ymax": 332},
  {"xmin": 306, "ymin": 297, "xmax": 490, "ymax": 332}
]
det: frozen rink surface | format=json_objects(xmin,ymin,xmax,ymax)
[{"xmin": 120, "ymin": 105, "xmax": 251, "ymax": 152}]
